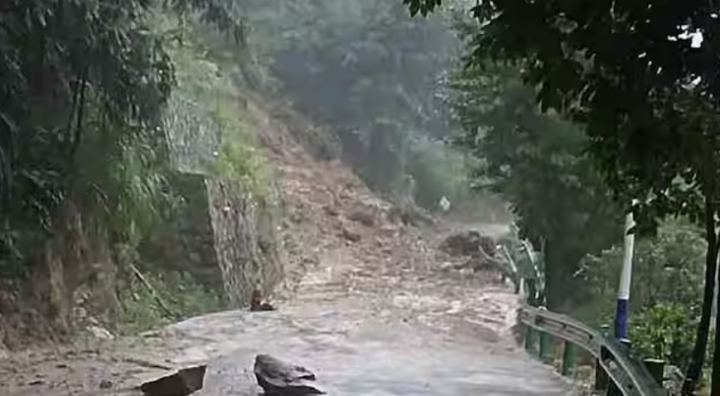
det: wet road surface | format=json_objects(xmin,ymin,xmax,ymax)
[
  {"xmin": 0, "ymin": 244, "xmax": 576, "ymax": 396},
  {"xmin": 150, "ymin": 247, "xmax": 576, "ymax": 396}
]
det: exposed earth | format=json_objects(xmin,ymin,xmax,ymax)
[{"xmin": 0, "ymin": 102, "xmax": 577, "ymax": 396}]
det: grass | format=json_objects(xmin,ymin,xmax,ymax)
[
  {"xmin": 117, "ymin": 269, "xmax": 226, "ymax": 335},
  {"xmin": 116, "ymin": 31, "xmax": 275, "ymax": 334}
]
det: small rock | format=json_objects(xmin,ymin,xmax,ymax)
[
  {"xmin": 439, "ymin": 230, "xmax": 496, "ymax": 257},
  {"xmin": 322, "ymin": 205, "xmax": 339, "ymax": 216},
  {"xmin": 347, "ymin": 210, "xmax": 375, "ymax": 227},
  {"xmin": 141, "ymin": 330, "xmax": 161, "ymax": 338},
  {"xmin": 439, "ymin": 262, "xmax": 456, "ymax": 272},
  {"xmin": 290, "ymin": 211, "xmax": 304, "ymax": 223},
  {"xmin": 250, "ymin": 290, "xmax": 276, "ymax": 312},
  {"xmin": 254, "ymin": 354, "xmax": 324, "ymax": 396},
  {"xmin": 87, "ymin": 325, "xmax": 115, "ymax": 340},
  {"xmin": 341, "ymin": 228, "xmax": 361, "ymax": 242},
  {"xmin": 139, "ymin": 365, "xmax": 207, "ymax": 396},
  {"xmin": 99, "ymin": 380, "xmax": 113, "ymax": 389}
]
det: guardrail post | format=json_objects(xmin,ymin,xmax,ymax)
[
  {"xmin": 607, "ymin": 339, "xmax": 632, "ymax": 396},
  {"xmin": 643, "ymin": 358, "xmax": 665, "ymax": 387},
  {"xmin": 607, "ymin": 377, "xmax": 622, "ymax": 396},
  {"xmin": 539, "ymin": 331, "xmax": 553, "ymax": 363},
  {"xmin": 524, "ymin": 325, "xmax": 536, "ymax": 352},
  {"xmin": 594, "ymin": 324, "xmax": 611, "ymax": 392},
  {"xmin": 561, "ymin": 341, "xmax": 576, "ymax": 377}
]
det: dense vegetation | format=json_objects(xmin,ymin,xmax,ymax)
[
  {"xmin": 236, "ymin": 0, "xmax": 505, "ymax": 218},
  {"xmin": 449, "ymin": 20, "xmax": 622, "ymax": 311},
  {"xmin": 407, "ymin": 0, "xmax": 720, "ymax": 393},
  {"xmin": 3, "ymin": 0, "xmax": 718, "ymax": 394},
  {"xmin": 0, "ymin": 1, "xmax": 266, "ymax": 335}
]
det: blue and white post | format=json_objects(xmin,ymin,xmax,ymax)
[{"xmin": 614, "ymin": 200, "xmax": 638, "ymax": 340}]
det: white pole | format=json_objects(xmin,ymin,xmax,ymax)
[{"xmin": 615, "ymin": 199, "xmax": 638, "ymax": 340}]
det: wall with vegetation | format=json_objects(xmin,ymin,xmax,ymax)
[
  {"xmin": 0, "ymin": 4, "xmax": 290, "ymax": 344},
  {"xmin": 141, "ymin": 20, "xmax": 284, "ymax": 312}
]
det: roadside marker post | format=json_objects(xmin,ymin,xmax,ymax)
[{"xmin": 614, "ymin": 200, "xmax": 637, "ymax": 340}]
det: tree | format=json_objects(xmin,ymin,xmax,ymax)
[
  {"xmin": 237, "ymin": 0, "xmax": 469, "ymax": 207},
  {"xmin": 0, "ymin": 0, "xmax": 244, "ymax": 327},
  {"xmin": 404, "ymin": 0, "xmax": 720, "ymax": 393},
  {"xmin": 450, "ymin": 47, "xmax": 621, "ymax": 311}
]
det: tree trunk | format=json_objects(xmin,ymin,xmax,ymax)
[
  {"xmin": 711, "ymin": 283, "xmax": 720, "ymax": 396},
  {"xmin": 542, "ymin": 241, "xmax": 563, "ymax": 311},
  {"xmin": 683, "ymin": 200, "xmax": 718, "ymax": 396},
  {"xmin": 543, "ymin": 239, "xmax": 581, "ymax": 313}
]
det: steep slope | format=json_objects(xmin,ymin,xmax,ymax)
[
  {"xmin": 245, "ymin": 100, "xmax": 439, "ymax": 295},
  {"xmin": 244, "ymin": 98, "xmax": 519, "ymax": 341}
]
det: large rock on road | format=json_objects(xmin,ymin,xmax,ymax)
[{"xmin": 254, "ymin": 354, "xmax": 324, "ymax": 396}]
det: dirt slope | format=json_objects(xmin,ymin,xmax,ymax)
[{"xmin": 247, "ymin": 102, "xmax": 450, "ymax": 298}]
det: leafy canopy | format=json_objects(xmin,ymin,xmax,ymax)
[
  {"xmin": 449, "ymin": 32, "xmax": 621, "ymax": 309},
  {"xmin": 404, "ymin": 0, "xmax": 720, "ymax": 226},
  {"xmin": 239, "ymin": 0, "xmax": 478, "ymax": 209},
  {"xmin": 0, "ymin": 0, "xmax": 243, "ymax": 266}
]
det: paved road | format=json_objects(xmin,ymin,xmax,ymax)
[
  {"xmin": 150, "ymin": 246, "xmax": 575, "ymax": 396},
  {"xmin": 0, "ymin": 238, "xmax": 576, "ymax": 396}
]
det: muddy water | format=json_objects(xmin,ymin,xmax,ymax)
[
  {"xmin": 0, "ymin": 241, "xmax": 575, "ymax": 396},
  {"xmin": 149, "ymin": 245, "xmax": 575, "ymax": 396}
]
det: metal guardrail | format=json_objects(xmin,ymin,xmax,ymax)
[{"xmin": 519, "ymin": 305, "xmax": 667, "ymax": 396}]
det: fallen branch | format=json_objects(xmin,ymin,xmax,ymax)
[
  {"xmin": 128, "ymin": 262, "xmax": 178, "ymax": 320},
  {"xmin": 122, "ymin": 356, "xmax": 174, "ymax": 371}
]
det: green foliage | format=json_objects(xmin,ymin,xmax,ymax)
[
  {"xmin": 236, "ymin": 0, "xmax": 494, "ymax": 212},
  {"xmin": 0, "ymin": 0, "xmax": 244, "ymax": 274},
  {"xmin": 406, "ymin": 0, "xmax": 720, "ymax": 234},
  {"xmin": 408, "ymin": 2, "xmax": 720, "ymax": 386},
  {"xmin": 630, "ymin": 303, "xmax": 702, "ymax": 371},
  {"xmin": 578, "ymin": 219, "xmax": 707, "ymax": 368},
  {"xmin": 165, "ymin": 29, "xmax": 274, "ymax": 203},
  {"xmin": 449, "ymin": 22, "xmax": 621, "ymax": 310},
  {"xmin": 405, "ymin": 136, "xmax": 482, "ymax": 213},
  {"xmin": 211, "ymin": 140, "xmax": 272, "ymax": 202},
  {"xmin": 73, "ymin": 106, "xmax": 178, "ymax": 249},
  {"xmin": 403, "ymin": 0, "xmax": 444, "ymax": 16},
  {"xmin": 0, "ymin": 0, "xmax": 173, "ymax": 267},
  {"xmin": 118, "ymin": 270, "xmax": 225, "ymax": 334},
  {"xmin": 406, "ymin": 137, "xmax": 463, "ymax": 210}
]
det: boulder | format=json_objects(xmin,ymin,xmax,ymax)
[
  {"xmin": 87, "ymin": 325, "xmax": 115, "ymax": 340},
  {"xmin": 347, "ymin": 209, "xmax": 375, "ymax": 227},
  {"xmin": 250, "ymin": 290, "xmax": 276, "ymax": 312},
  {"xmin": 254, "ymin": 354, "xmax": 324, "ymax": 396},
  {"xmin": 439, "ymin": 230, "xmax": 496, "ymax": 257},
  {"xmin": 340, "ymin": 226, "xmax": 362, "ymax": 242},
  {"xmin": 139, "ymin": 365, "xmax": 207, "ymax": 396}
]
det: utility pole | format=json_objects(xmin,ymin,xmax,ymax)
[{"xmin": 615, "ymin": 200, "xmax": 638, "ymax": 340}]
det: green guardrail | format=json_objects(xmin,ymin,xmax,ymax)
[
  {"xmin": 518, "ymin": 305, "xmax": 668, "ymax": 396},
  {"xmin": 498, "ymin": 234, "xmax": 667, "ymax": 396}
]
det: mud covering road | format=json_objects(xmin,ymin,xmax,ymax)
[{"xmin": 0, "ymin": 240, "xmax": 576, "ymax": 396}]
